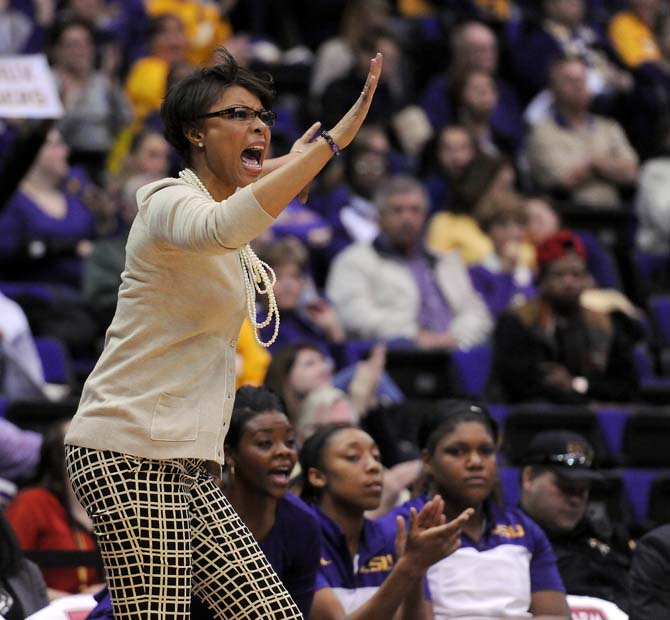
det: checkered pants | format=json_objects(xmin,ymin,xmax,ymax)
[{"xmin": 65, "ymin": 445, "xmax": 303, "ymax": 619}]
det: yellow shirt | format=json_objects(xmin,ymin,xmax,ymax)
[
  {"xmin": 125, "ymin": 56, "xmax": 169, "ymax": 122},
  {"xmin": 398, "ymin": 0, "xmax": 434, "ymax": 16},
  {"xmin": 426, "ymin": 212, "xmax": 534, "ymax": 266},
  {"xmin": 235, "ymin": 319, "xmax": 271, "ymax": 390},
  {"xmin": 426, "ymin": 213, "xmax": 494, "ymax": 265},
  {"xmin": 608, "ymin": 11, "xmax": 662, "ymax": 68},
  {"xmin": 147, "ymin": 0, "xmax": 233, "ymax": 65}
]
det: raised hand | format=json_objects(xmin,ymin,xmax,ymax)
[{"xmin": 329, "ymin": 53, "xmax": 384, "ymax": 150}]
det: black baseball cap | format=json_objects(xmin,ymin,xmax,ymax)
[{"xmin": 521, "ymin": 431, "xmax": 602, "ymax": 482}]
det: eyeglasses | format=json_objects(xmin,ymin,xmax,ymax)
[
  {"xmin": 197, "ymin": 105, "xmax": 276, "ymax": 127},
  {"xmin": 537, "ymin": 452, "xmax": 594, "ymax": 468}
]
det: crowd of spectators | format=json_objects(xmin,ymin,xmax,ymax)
[{"xmin": 2, "ymin": 0, "xmax": 670, "ymax": 618}]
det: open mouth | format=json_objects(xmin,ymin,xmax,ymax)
[
  {"xmin": 241, "ymin": 145, "xmax": 264, "ymax": 171},
  {"xmin": 268, "ymin": 465, "xmax": 291, "ymax": 485}
]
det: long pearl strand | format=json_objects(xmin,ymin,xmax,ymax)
[{"xmin": 178, "ymin": 168, "xmax": 280, "ymax": 347}]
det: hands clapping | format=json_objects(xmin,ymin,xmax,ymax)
[{"xmin": 395, "ymin": 495, "xmax": 473, "ymax": 573}]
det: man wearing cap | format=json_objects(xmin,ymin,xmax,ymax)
[
  {"xmin": 493, "ymin": 229, "xmax": 638, "ymax": 403},
  {"xmin": 519, "ymin": 431, "xmax": 631, "ymax": 614}
]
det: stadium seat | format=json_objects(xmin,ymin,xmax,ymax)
[
  {"xmin": 501, "ymin": 405, "xmax": 610, "ymax": 466},
  {"xmin": 384, "ymin": 349, "xmax": 452, "ymax": 400},
  {"xmin": 452, "ymin": 343, "xmax": 492, "ymax": 398},
  {"xmin": 5, "ymin": 398, "xmax": 78, "ymax": 433},
  {"xmin": 34, "ymin": 336, "xmax": 72, "ymax": 386},
  {"xmin": 621, "ymin": 468, "xmax": 670, "ymax": 526},
  {"xmin": 648, "ymin": 294, "xmax": 670, "ymax": 349},
  {"xmin": 588, "ymin": 469, "xmax": 633, "ymax": 529},
  {"xmin": 0, "ymin": 281, "xmax": 55, "ymax": 304},
  {"xmin": 647, "ymin": 473, "xmax": 670, "ymax": 528},
  {"xmin": 622, "ymin": 409, "xmax": 670, "ymax": 467},
  {"xmin": 633, "ymin": 343, "xmax": 654, "ymax": 379},
  {"xmin": 498, "ymin": 465, "xmax": 520, "ymax": 507},
  {"xmin": 595, "ymin": 408, "xmax": 630, "ymax": 464}
]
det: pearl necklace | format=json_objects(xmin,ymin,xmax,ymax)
[{"xmin": 178, "ymin": 168, "xmax": 280, "ymax": 347}]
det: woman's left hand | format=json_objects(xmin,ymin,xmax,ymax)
[{"xmin": 396, "ymin": 497, "xmax": 474, "ymax": 570}]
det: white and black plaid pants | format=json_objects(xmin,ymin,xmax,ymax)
[{"xmin": 65, "ymin": 445, "xmax": 303, "ymax": 619}]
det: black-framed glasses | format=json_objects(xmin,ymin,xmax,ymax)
[{"xmin": 197, "ymin": 105, "xmax": 276, "ymax": 127}]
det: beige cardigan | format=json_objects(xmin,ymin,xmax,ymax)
[{"xmin": 64, "ymin": 177, "xmax": 275, "ymax": 464}]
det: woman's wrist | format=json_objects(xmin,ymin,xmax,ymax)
[
  {"xmin": 395, "ymin": 553, "xmax": 427, "ymax": 581},
  {"xmin": 320, "ymin": 130, "xmax": 341, "ymax": 156}
]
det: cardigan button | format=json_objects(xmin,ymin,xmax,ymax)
[{"xmin": 229, "ymin": 339, "xmax": 236, "ymax": 348}]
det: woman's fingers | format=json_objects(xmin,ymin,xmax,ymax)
[
  {"xmin": 291, "ymin": 121, "xmax": 322, "ymax": 153},
  {"xmin": 330, "ymin": 52, "xmax": 383, "ymax": 149},
  {"xmin": 360, "ymin": 53, "xmax": 383, "ymax": 104},
  {"xmin": 428, "ymin": 507, "xmax": 473, "ymax": 541}
]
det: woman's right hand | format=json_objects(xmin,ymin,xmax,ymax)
[{"xmin": 329, "ymin": 53, "xmax": 384, "ymax": 150}]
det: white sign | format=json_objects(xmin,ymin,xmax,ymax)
[{"xmin": 0, "ymin": 54, "xmax": 63, "ymax": 119}]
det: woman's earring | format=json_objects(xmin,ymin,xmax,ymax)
[
  {"xmin": 229, "ymin": 464, "xmax": 235, "ymax": 480},
  {"xmin": 198, "ymin": 142, "xmax": 204, "ymax": 148}
]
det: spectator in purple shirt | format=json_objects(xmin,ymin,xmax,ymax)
[
  {"xmin": 0, "ymin": 128, "xmax": 96, "ymax": 289},
  {"xmin": 420, "ymin": 21, "xmax": 524, "ymax": 153},
  {"xmin": 299, "ymin": 423, "xmax": 472, "ymax": 620},
  {"xmin": 419, "ymin": 125, "xmax": 478, "ymax": 213},
  {"xmin": 450, "ymin": 68, "xmax": 519, "ymax": 157},
  {"xmin": 469, "ymin": 191, "xmax": 536, "ymax": 318},
  {"xmin": 87, "ymin": 386, "xmax": 321, "ymax": 620},
  {"xmin": 376, "ymin": 400, "xmax": 570, "ymax": 619}
]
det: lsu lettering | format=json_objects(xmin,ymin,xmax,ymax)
[
  {"xmin": 359, "ymin": 554, "xmax": 394, "ymax": 573},
  {"xmin": 320, "ymin": 558, "xmax": 332, "ymax": 566},
  {"xmin": 491, "ymin": 524, "xmax": 526, "ymax": 538}
]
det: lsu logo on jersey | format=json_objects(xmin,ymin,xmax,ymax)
[
  {"xmin": 360, "ymin": 554, "xmax": 394, "ymax": 573},
  {"xmin": 491, "ymin": 524, "xmax": 525, "ymax": 538}
]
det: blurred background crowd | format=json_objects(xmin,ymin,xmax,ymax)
[{"xmin": 1, "ymin": 0, "xmax": 670, "ymax": 618}]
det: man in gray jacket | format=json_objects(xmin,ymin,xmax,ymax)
[{"xmin": 326, "ymin": 175, "xmax": 492, "ymax": 350}]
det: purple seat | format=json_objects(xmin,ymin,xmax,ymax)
[
  {"xmin": 33, "ymin": 337, "xmax": 71, "ymax": 385},
  {"xmin": 649, "ymin": 294, "xmax": 670, "ymax": 348},
  {"xmin": 452, "ymin": 344, "xmax": 492, "ymax": 398},
  {"xmin": 0, "ymin": 281, "xmax": 55, "ymax": 304}
]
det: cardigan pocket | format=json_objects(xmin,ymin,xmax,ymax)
[{"xmin": 150, "ymin": 393, "xmax": 200, "ymax": 441}]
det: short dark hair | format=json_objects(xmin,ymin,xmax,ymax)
[
  {"xmin": 225, "ymin": 386, "xmax": 286, "ymax": 452},
  {"xmin": 48, "ymin": 16, "xmax": 96, "ymax": 56},
  {"xmin": 418, "ymin": 399, "xmax": 499, "ymax": 455},
  {"xmin": 161, "ymin": 47, "xmax": 275, "ymax": 165}
]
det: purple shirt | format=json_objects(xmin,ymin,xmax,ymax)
[
  {"xmin": 377, "ymin": 496, "xmax": 564, "ymax": 617},
  {"xmin": 0, "ymin": 189, "xmax": 95, "ymax": 287},
  {"xmin": 311, "ymin": 504, "xmax": 430, "ymax": 614},
  {"xmin": 375, "ymin": 235, "xmax": 452, "ymax": 334},
  {"xmin": 405, "ymin": 252, "xmax": 452, "ymax": 333}
]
